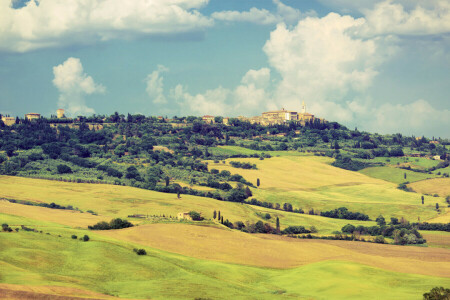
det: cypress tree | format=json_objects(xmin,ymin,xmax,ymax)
[
  {"xmin": 213, "ymin": 210, "xmax": 217, "ymax": 219},
  {"xmin": 218, "ymin": 211, "xmax": 221, "ymax": 220},
  {"xmin": 257, "ymin": 178, "xmax": 260, "ymax": 187},
  {"xmin": 421, "ymin": 195, "xmax": 424, "ymax": 205},
  {"xmin": 276, "ymin": 217, "xmax": 280, "ymax": 234}
]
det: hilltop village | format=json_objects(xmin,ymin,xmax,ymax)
[{"xmin": 1, "ymin": 102, "xmax": 324, "ymax": 128}]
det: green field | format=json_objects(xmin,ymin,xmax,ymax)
[
  {"xmin": 359, "ymin": 166, "xmax": 437, "ymax": 184},
  {"xmin": 1, "ymin": 213, "xmax": 449, "ymax": 299},
  {"xmin": 208, "ymin": 145, "xmax": 305, "ymax": 157},
  {"xmin": 358, "ymin": 157, "xmax": 441, "ymax": 169}
]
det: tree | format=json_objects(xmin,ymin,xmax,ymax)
[
  {"xmin": 165, "ymin": 176, "xmax": 170, "ymax": 187},
  {"xmin": 423, "ymin": 287, "xmax": 450, "ymax": 300},
  {"xmin": 276, "ymin": 217, "xmax": 280, "ymax": 234},
  {"xmin": 82, "ymin": 235, "xmax": 90, "ymax": 242},
  {"xmin": 404, "ymin": 172, "xmax": 407, "ymax": 179},
  {"xmin": 256, "ymin": 178, "xmax": 260, "ymax": 187},
  {"xmin": 218, "ymin": 211, "xmax": 221, "ymax": 220},
  {"xmin": 245, "ymin": 186, "xmax": 252, "ymax": 198},
  {"xmin": 376, "ymin": 215, "xmax": 386, "ymax": 226},
  {"xmin": 422, "ymin": 195, "xmax": 425, "ymax": 205},
  {"xmin": 390, "ymin": 217, "xmax": 399, "ymax": 225},
  {"xmin": 189, "ymin": 211, "xmax": 203, "ymax": 221},
  {"xmin": 436, "ymin": 203, "xmax": 440, "ymax": 210},
  {"xmin": 220, "ymin": 216, "xmax": 224, "ymax": 224},
  {"xmin": 71, "ymin": 235, "xmax": 77, "ymax": 239},
  {"xmin": 57, "ymin": 164, "xmax": 72, "ymax": 174},
  {"xmin": 125, "ymin": 166, "xmax": 141, "ymax": 181},
  {"xmin": 213, "ymin": 210, "xmax": 217, "ymax": 219}
]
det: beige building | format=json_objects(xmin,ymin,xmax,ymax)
[
  {"xmin": 1, "ymin": 116, "xmax": 16, "ymax": 126},
  {"xmin": 177, "ymin": 212, "xmax": 192, "ymax": 220},
  {"xmin": 223, "ymin": 117, "xmax": 229, "ymax": 125},
  {"xmin": 202, "ymin": 115, "xmax": 215, "ymax": 124},
  {"xmin": 25, "ymin": 113, "xmax": 40, "ymax": 120},
  {"xmin": 238, "ymin": 101, "xmax": 322, "ymax": 126},
  {"xmin": 56, "ymin": 109, "xmax": 65, "ymax": 118}
]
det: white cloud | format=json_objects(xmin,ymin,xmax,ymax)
[
  {"xmin": 211, "ymin": 0, "xmax": 310, "ymax": 25},
  {"xmin": 367, "ymin": 99, "xmax": 450, "ymax": 135},
  {"xmin": 212, "ymin": 7, "xmax": 278, "ymax": 25},
  {"xmin": 0, "ymin": 0, "xmax": 212, "ymax": 52},
  {"xmin": 145, "ymin": 65, "xmax": 169, "ymax": 104},
  {"xmin": 53, "ymin": 57, "xmax": 105, "ymax": 116},
  {"xmin": 171, "ymin": 68, "xmax": 272, "ymax": 115},
  {"xmin": 358, "ymin": 0, "xmax": 450, "ymax": 36},
  {"xmin": 263, "ymin": 13, "xmax": 394, "ymax": 116}
]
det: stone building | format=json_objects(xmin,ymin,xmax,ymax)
[
  {"xmin": 1, "ymin": 116, "xmax": 15, "ymax": 126},
  {"xmin": 202, "ymin": 115, "xmax": 215, "ymax": 124},
  {"xmin": 25, "ymin": 113, "xmax": 40, "ymax": 120},
  {"xmin": 177, "ymin": 212, "xmax": 192, "ymax": 220},
  {"xmin": 56, "ymin": 109, "xmax": 65, "ymax": 118}
]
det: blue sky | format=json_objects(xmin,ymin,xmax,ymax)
[{"xmin": 0, "ymin": 0, "xmax": 449, "ymax": 138}]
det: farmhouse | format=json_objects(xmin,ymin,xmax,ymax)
[
  {"xmin": 25, "ymin": 113, "xmax": 40, "ymax": 120},
  {"xmin": 177, "ymin": 212, "xmax": 192, "ymax": 220},
  {"xmin": 56, "ymin": 109, "xmax": 65, "ymax": 118},
  {"xmin": 1, "ymin": 116, "xmax": 15, "ymax": 126},
  {"xmin": 202, "ymin": 115, "xmax": 215, "ymax": 124}
]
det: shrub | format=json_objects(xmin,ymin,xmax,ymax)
[
  {"xmin": 133, "ymin": 248, "xmax": 147, "ymax": 255},
  {"xmin": 189, "ymin": 211, "xmax": 204, "ymax": 221},
  {"xmin": 57, "ymin": 164, "xmax": 72, "ymax": 174},
  {"xmin": 82, "ymin": 235, "xmax": 90, "ymax": 242},
  {"xmin": 374, "ymin": 236, "xmax": 385, "ymax": 244},
  {"xmin": 71, "ymin": 235, "xmax": 78, "ymax": 239},
  {"xmin": 88, "ymin": 218, "xmax": 133, "ymax": 230}
]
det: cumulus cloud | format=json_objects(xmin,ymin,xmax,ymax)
[
  {"xmin": 263, "ymin": 13, "xmax": 395, "ymax": 116},
  {"xmin": 212, "ymin": 0, "xmax": 310, "ymax": 25},
  {"xmin": 171, "ymin": 68, "xmax": 272, "ymax": 115},
  {"xmin": 146, "ymin": 65, "xmax": 169, "ymax": 104},
  {"xmin": 358, "ymin": 0, "xmax": 450, "ymax": 36},
  {"xmin": 53, "ymin": 57, "xmax": 105, "ymax": 116},
  {"xmin": 0, "ymin": 0, "xmax": 212, "ymax": 52}
]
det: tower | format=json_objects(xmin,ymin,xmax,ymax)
[
  {"xmin": 57, "ymin": 109, "xmax": 65, "ymax": 119},
  {"xmin": 301, "ymin": 101, "xmax": 306, "ymax": 114}
]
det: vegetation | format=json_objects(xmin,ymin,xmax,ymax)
[
  {"xmin": 320, "ymin": 207, "xmax": 370, "ymax": 221},
  {"xmin": 88, "ymin": 218, "xmax": 133, "ymax": 230}
]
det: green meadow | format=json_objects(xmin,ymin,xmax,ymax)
[{"xmin": 1, "ymin": 214, "xmax": 449, "ymax": 300}]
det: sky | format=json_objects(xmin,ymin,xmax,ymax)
[{"xmin": 0, "ymin": 0, "xmax": 449, "ymax": 138}]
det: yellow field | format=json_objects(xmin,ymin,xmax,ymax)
[
  {"xmin": 0, "ymin": 283, "xmax": 122, "ymax": 299},
  {"xmin": 408, "ymin": 178, "xmax": 450, "ymax": 197},
  {"xmin": 98, "ymin": 223, "xmax": 450, "ymax": 277},
  {"xmin": 0, "ymin": 176, "xmax": 377, "ymax": 234},
  {"xmin": 207, "ymin": 156, "xmax": 448, "ymax": 220}
]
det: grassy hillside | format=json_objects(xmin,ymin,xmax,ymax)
[
  {"xmin": 207, "ymin": 156, "xmax": 447, "ymax": 221},
  {"xmin": 359, "ymin": 166, "xmax": 437, "ymax": 184},
  {"xmin": 408, "ymin": 178, "xmax": 450, "ymax": 197},
  {"xmin": 1, "ymin": 214, "xmax": 449, "ymax": 300},
  {"xmin": 0, "ymin": 176, "xmax": 376, "ymax": 234},
  {"xmin": 208, "ymin": 145, "xmax": 304, "ymax": 157}
]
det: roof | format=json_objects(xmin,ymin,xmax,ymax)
[
  {"xmin": 26, "ymin": 113, "xmax": 40, "ymax": 115},
  {"xmin": 203, "ymin": 115, "xmax": 215, "ymax": 118}
]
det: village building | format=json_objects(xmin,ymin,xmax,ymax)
[
  {"xmin": 56, "ymin": 109, "xmax": 65, "ymax": 119},
  {"xmin": 25, "ymin": 113, "xmax": 40, "ymax": 120},
  {"xmin": 177, "ymin": 212, "xmax": 192, "ymax": 220},
  {"xmin": 238, "ymin": 101, "xmax": 323, "ymax": 126},
  {"xmin": 433, "ymin": 155, "xmax": 442, "ymax": 160},
  {"xmin": 202, "ymin": 115, "xmax": 215, "ymax": 124},
  {"xmin": 1, "ymin": 116, "xmax": 16, "ymax": 126}
]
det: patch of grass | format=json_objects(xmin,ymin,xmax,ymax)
[
  {"xmin": 359, "ymin": 166, "xmax": 437, "ymax": 184},
  {"xmin": 0, "ymin": 220, "xmax": 449, "ymax": 300}
]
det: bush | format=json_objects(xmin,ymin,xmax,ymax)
[
  {"xmin": 71, "ymin": 235, "xmax": 78, "ymax": 239},
  {"xmin": 282, "ymin": 226, "xmax": 311, "ymax": 234},
  {"xmin": 57, "ymin": 164, "xmax": 72, "ymax": 174},
  {"xmin": 133, "ymin": 248, "xmax": 147, "ymax": 255},
  {"xmin": 189, "ymin": 211, "xmax": 204, "ymax": 221},
  {"xmin": 374, "ymin": 235, "xmax": 385, "ymax": 244},
  {"xmin": 88, "ymin": 218, "xmax": 133, "ymax": 230},
  {"xmin": 82, "ymin": 235, "xmax": 90, "ymax": 242}
]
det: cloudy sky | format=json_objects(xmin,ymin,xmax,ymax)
[{"xmin": 0, "ymin": 0, "xmax": 449, "ymax": 138}]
